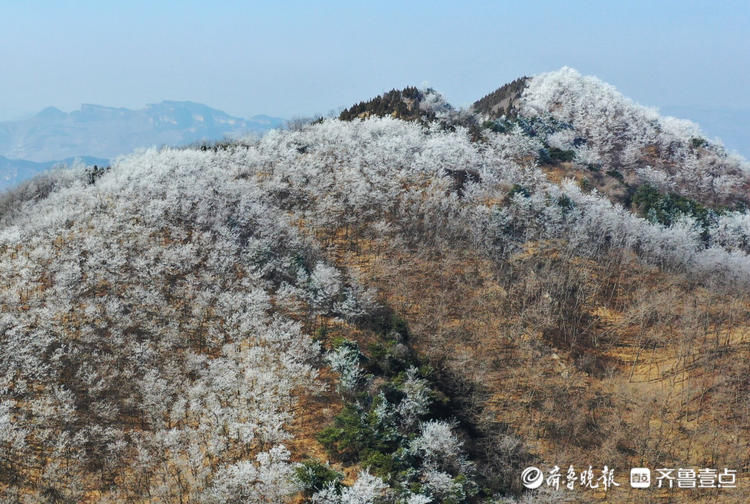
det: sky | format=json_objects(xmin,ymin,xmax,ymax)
[{"xmin": 1, "ymin": 0, "xmax": 748, "ymax": 124}]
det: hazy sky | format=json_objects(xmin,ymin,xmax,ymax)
[{"xmin": 1, "ymin": 0, "xmax": 748, "ymax": 121}]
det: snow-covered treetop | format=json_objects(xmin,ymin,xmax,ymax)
[
  {"xmin": 518, "ymin": 67, "xmax": 749, "ymax": 203},
  {"xmin": 522, "ymin": 66, "xmax": 701, "ymax": 139}
]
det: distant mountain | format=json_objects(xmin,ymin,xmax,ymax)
[
  {"xmin": 0, "ymin": 101, "xmax": 284, "ymax": 163},
  {"xmin": 0, "ymin": 154, "xmax": 108, "ymax": 191}
]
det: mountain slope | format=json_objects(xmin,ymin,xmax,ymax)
[
  {"xmin": 1, "ymin": 69, "xmax": 749, "ymax": 503},
  {"xmin": 472, "ymin": 76, "xmax": 528, "ymax": 118},
  {"xmin": 662, "ymin": 105, "xmax": 750, "ymax": 159}
]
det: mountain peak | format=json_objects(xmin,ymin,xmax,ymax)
[
  {"xmin": 35, "ymin": 106, "xmax": 67, "ymax": 120},
  {"xmin": 146, "ymin": 100, "xmax": 224, "ymax": 114},
  {"xmin": 472, "ymin": 76, "xmax": 529, "ymax": 118},
  {"xmin": 338, "ymin": 86, "xmax": 452, "ymax": 122}
]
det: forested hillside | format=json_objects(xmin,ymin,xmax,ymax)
[{"xmin": 1, "ymin": 68, "xmax": 749, "ymax": 503}]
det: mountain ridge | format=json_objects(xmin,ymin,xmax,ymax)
[{"xmin": 337, "ymin": 68, "xmax": 749, "ymax": 213}]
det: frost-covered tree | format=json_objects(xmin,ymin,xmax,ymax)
[
  {"xmin": 396, "ymin": 367, "xmax": 432, "ymax": 430},
  {"xmin": 202, "ymin": 445, "xmax": 299, "ymax": 504},
  {"xmin": 410, "ymin": 420, "xmax": 470, "ymax": 475},
  {"xmin": 327, "ymin": 340, "xmax": 369, "ymax": 393},
  {"xmin": 312, "ymin": 470, "xmax": 389, "ymax": 504}
]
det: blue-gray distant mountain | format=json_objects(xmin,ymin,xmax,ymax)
[
  {"xmin": 0, "ymin": 155, "xmax": 109, "ymax": 191},
  {"xmin": 0, "ymin": 101, "xmax": 285, "ymax": 163}
]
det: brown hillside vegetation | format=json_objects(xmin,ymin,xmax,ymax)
[{"xmin": 303, "ymin": 220, "xmax": 750, "ymax": 503}]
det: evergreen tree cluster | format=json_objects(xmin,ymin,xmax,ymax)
[
  {"xmin": 472, "ymin": 77, "xmax": 529, "ymax": 119},
  {"xmin": 339, "ymin": 87, "xmax": 432, "ymax": 122}
]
